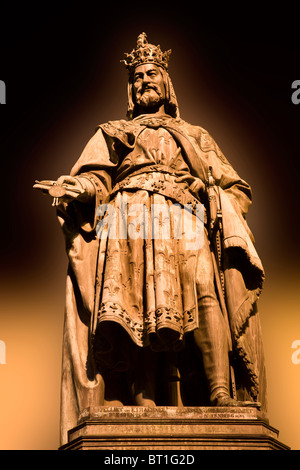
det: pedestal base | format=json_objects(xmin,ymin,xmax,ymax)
[{"xmin": 60, "ymin": 406, "xmax": 289, "ymax": 450}]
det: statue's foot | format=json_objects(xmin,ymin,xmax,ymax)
[{"xmin": 212, "ymin": 394, "xmax": 261, "ymax": 409}]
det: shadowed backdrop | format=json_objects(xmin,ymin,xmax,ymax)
[{"xmin": 0, "ymin": 2, "xmax": 299, "ymax": 449}]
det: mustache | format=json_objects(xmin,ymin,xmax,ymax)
[{"xmin": 136, "ymin": 83, "xmax": 162, "ymax": 96}]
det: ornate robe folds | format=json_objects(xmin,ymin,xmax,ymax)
[{"xmin": 58, "ymin": 114, "xmax": 266, "ymax": 445}]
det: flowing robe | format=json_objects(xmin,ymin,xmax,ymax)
[{"xmin": 58, "ymin": 114, "xmax": 267, "ymax": 445}]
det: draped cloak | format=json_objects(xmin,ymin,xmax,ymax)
[{"xmin": 57, "ymin": 114, "xmax": 267, "ymax": 446}]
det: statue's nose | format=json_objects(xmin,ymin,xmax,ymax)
[{"xmin": 142, "ymin": 74, "xmax": 151, "ymax": 85}]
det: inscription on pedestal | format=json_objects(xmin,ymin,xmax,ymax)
[{"xmin": 60, "ymin": 406, "xmax": 289, "ymax": 451}]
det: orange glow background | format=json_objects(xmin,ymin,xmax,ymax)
[{"xmin": 0, "ymin": 4, "xmax": 299, "ymax": 450}]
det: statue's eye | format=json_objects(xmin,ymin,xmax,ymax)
[{"xmin": 134, "ymin": 73, "xmax": 143, "ymax": 82}]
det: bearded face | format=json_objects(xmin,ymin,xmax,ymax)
[{"xmin": 132, "ymin": 63, "xmax": 166, "ymax": 110}]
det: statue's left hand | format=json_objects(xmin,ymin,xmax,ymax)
[
  {"xmin": 175, "ymin": 175, "xmax": 205, "ymax": 197},
  {"xmin": 189, "ymin": 177, "xmax": 206, "ymax": 197}
]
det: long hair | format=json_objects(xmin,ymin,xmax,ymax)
[{"xmin": 126, "ymin": 66, "xmax": 180, "ymax": 120}]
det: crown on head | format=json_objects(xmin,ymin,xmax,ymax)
[{"xmin": 121, "ymin": 32, "xmax": 172, "ymax": 74}]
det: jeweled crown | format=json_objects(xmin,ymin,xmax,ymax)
[{"xmin": 121, "ymin": 32, "xmax": 172, "ymax": 74}]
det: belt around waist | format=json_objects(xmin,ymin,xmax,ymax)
[{"xmin": 110, "ymin": 169, "xmax": 206, "ymax": 221}]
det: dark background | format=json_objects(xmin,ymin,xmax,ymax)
[{"xmin": 0, "ymin": 2, "xmax": 299, "ymax": 449}]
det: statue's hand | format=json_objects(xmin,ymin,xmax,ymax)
[
  {"xmin": 50, "ymin": 175, "xmax": 86, "ymax": 205},
  {"xmin": 55, "ymin": 175, "xmax": 84, "ymax": 197},
  {"xmin": 175, "ymin": 175, "xmax": 205, "ymax": 198},
  {"xmin": 54, "ymin": 175, "xmax": 96, "ymax": 205},
  {"xmin": 189, "ymin": 177, "xmax": 206, "ymax": 197},
  {"xmin": 33, "ymin": 175, "xmax": 94, "ymax": 206}
]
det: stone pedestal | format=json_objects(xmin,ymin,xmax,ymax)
[{"xmin": 60, "ymin": 406, "xmax": 289, "ymax": 450}]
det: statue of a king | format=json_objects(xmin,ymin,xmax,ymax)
[{"xmin": 34, "ymin": 33, "xmax": 267, "ymax": 446}]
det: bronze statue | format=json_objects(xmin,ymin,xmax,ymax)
[{"xmin": 34, "ymin": 33, "xmax": 267, "ymax": 446}]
